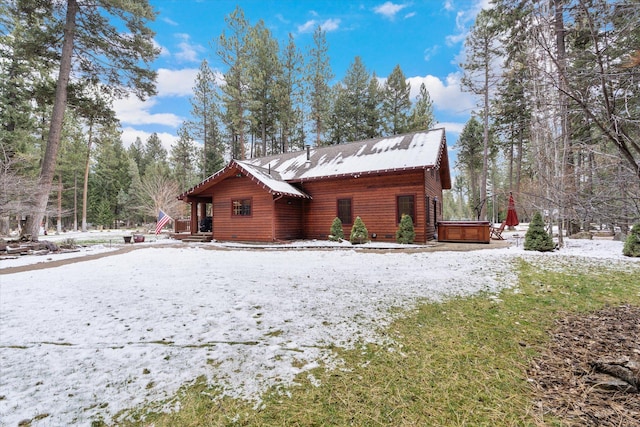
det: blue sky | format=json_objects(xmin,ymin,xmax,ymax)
[{"xmin": 113, "ymin": 0, "xmax": 490, "ymax": 154}]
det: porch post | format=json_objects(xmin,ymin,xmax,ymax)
[
  {"xmin": 190, "ymin": 202, "xmax": 198, "ymax": 235},
  {"xmin": 199, "ymin": 202, "xmax": 207, "ymax": 230}
]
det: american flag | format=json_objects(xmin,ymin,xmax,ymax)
[{"xmin": 155, "ymin": 209, "xmax": 172, "ymax": 234}]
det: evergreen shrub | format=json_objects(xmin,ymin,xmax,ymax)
[
  {"xmin": 350, "ymin": 216, "xmax": 369, "ymax": 244},
  {"xmin": 524, "ymin": 211, "xmax": 555, "ymax": 252},
  {"xmin": 623, "ymin": 223, "xmax": 640, "ymax": 257},
  {"xmin": 329, "ymin": 217, "xmax": 344, "ymax": 241},
  {"xmin": 396, "ymin": 214, "xmax": 415, "ymax": 244}
]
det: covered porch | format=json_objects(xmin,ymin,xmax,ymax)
[{"xmin": 172, "ymin": 195, "xmax": 213, "ymax": 242}]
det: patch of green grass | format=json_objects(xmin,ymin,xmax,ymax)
[
  {"xmin": 67, "ymin": 238, "xmax": 119, "ymax": 245},
  {"xmin": 114, "ymin": 259, "xmax": 640, "ymax": 427}
]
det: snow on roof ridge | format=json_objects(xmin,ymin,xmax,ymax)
[
  {"xmin": 235, "ymin": 160, "xmax": 311, "ymax": 198},
  {"xmin": 179, "ymin": 129, "xmax": 447, "ymax": 199},
  {"xmin": 245, "ymin": 128, "xmax": 446, "ymax": 181}
]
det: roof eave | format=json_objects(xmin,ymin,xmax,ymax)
[
  {"xmin": 234, "ymin": 163, "xmax": 312, "ymax": 199},
  {"xmin": 288, "ymin": 165, "xmax": 432, "ymax": 183},
  {"xmin": 177, "ymin": 163, "xmax": 234, "ymax": 199}
]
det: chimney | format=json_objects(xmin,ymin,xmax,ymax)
[{"xmin": 306, "ymin": 145, "xmax": 311, "ymax": 163}]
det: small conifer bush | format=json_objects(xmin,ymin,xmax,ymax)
[
  {"xmin": 350, "ymin": 216, "xmax": 369, "ymax": 244},
  {"xmin": 329, "ymin": 217, "xmax": 344, "ymax": 241},
  {"xmin": 396, "ymin": 214, "xmax": 416, "ymax": 244},
  {"xmin": 524, "ymin": 211, "xmax": 555, "ymax": 252},
  {"xmin": 623, "ymin": 223, "xmax": 640, "ymax": 257}
]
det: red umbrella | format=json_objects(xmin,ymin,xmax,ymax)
[{"xmin": 505, "ymin": 192, "xmax": 519, "ymax": 227}]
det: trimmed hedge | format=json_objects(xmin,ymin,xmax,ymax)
[
  {"xmin": 329, "ymin": 217, "xmax": 344, "ymax": 241},
  {"xmin": 350, "ymin": 216, "xmax": 369, "ymax": 244},
  {"xmin": 396, "ymin": 214, "xmax": 415, "ymax": 244}
]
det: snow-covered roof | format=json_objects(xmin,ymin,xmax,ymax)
[
  {"xmin": 179, "ymin": 128, "xmax": 448, "ymax": 199},
  {"xmin": 233, "ymin": 161, "xmax": 310, "ymax": 198},
  {"xmin": 244, "ymin": 128, "xmax": 447, "ymax": 182},
  {"xmin": 178, "ymin": 160, "xmax": 311, "ymax": 200}
]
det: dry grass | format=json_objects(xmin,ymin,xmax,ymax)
[{"xmin": 112, "ymin": 259, "xmax": 640, "ymax": 427}]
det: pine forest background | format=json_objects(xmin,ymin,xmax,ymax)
[{"xmin": 1, "ymin": 1, "xmax": 639, "ymax": 242}]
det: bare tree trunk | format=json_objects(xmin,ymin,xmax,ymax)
[
  {"xmin": 480, "ymin": 63, "xmax": 490, "ymax": 221},
  {"xmin": 82, "ymin": 120, "xmax": 94, "ymax": 232},
  {"xmin": 470, "ymin": 169, "xmax": 480, "ymax": 220},
  {"xmin": 238, "ymin": 100, "xmax": 246, "ymax": 160},
  {"xmin": 554, "ymin": 0, "xmax": 569, "ymax": 247},
  {"xmin": 57, "ymin": 173, "xmax": 62, "ymax": 234},
  {"xmin": 24, "ymin": 0, "xmax": 78, "ymax": 239},
  {"xmin": 73, "ymin": 172, "xmax": 78, "ymax": 231},
  {"xmin": 203, "ymin": 102, "xmax": 208, "ymax": 178},
  {"xmin": 261, "ymin": 119, "xmax": 266, "ymax": 157},
  {"xmin": 508, "ymin": 123, "xmax": 514, "ymax": 191},
  {"xmin": 516, "ymin": 129, "xmax": 523, "ymax": 194}
]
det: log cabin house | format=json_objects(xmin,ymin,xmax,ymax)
[{"xmin": 177, "ymin": 128, "xmax": 451, "ymax": 243}]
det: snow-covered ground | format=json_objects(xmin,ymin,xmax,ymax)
[{"xmin": 0, "ymin": 232, "xmax": 638, "ymax": 426}]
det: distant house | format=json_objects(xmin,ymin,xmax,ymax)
[{"xmin": 177, "ymin": 128, "xmax": 452, "ymax": 243}]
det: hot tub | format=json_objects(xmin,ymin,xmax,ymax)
[{"xmin": 437, "ymin": 221, "xmax": 490, "ymax": 244}]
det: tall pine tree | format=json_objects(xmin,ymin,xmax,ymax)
[
  {"xmin": 171, "ymin": 125, "xmax": 200, "ymax": 191},
  {"xmin": 247, "ymin": 20, "xmax": 282, "ymax": 157},
  {"xmin": 277, "ymin": 33, "xmax": 305, "ymax": 153},
  {"xmin": 23, "ymin": 0, "xmax": 159, "ymax": 238},
  {"xmin": 408, "ymin": 83, "xmax": 436, "ymax": 132},
  {"xmin": 216, "ymin": 6, "xmax": 250, "ymax": 160},
  {"xmin": 341, "ymin": 56, "xmax": 371, "ymax": 142},
  {"xmin": 364, "ymin": 73, "xmax": 383, "ymax": 138},
  {"xmin": 456, "ymin": 117, "xmax": 485, "ymax": 220},
  {"xmin": 306, "ymin": 26, "xmax": 333, "ymax": 146},
  {"xmin": 186, "ymin": 59, "xmax": 223, "ymax": 177},
  {"xmin": 460, "ymin": 9, "xmax": 503, "ymax": 221},
  {"xmin": 382, "ymin": 64, "xmax": 411, "ymax": 135}
]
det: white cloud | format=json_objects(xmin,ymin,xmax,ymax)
[
  {"xmin": 297, "ymin": 20, "xmax": 317, "ymax": 33},
  {"xmin": 162, "ymin": 17, "xmax": 178, "ymax": 26},
  {"xmin": 445, "ymin": 0, "xmax": 492, "ymax": 46},
  {"xmin": 423, "ymin": 45, "xmax": 439, "ymax": 61},
  {"xmin": 120, "ymin": 127, "xmax": 179, "ymax": 152},
  {"xmin": 153, "ymin": 39, "xmax": 170, "ymax": 57},
  {"xmin": 321, "ymin": 18, "xmax": 341, "ymax": 32},
  {"xmin": 406, "ymin": 73, "xmax": 475, "ymax": 116},
  {"xmin": 113, "ymin": 96, "xmax": 183, "ymax": 128},
  {"xmin": 275, "ymin": 13, "xmax": 290, "ymax": 24},
  {"xmin": 112, "ymin": 68, "xmax": 200, "ymax": 146},
  {"xmin": 298, "ymin": 18, "xmax": 341, "ymax": 33},
  {"xmin": 156, "ymin": 68, "xmax": 199, "ymax": 97},
  {"xmin": 174, "ymin": 33, "xmax": 205, "ymax": 63},
  {"xmin": 374, "ymin": 2, "xmax": 409, "ymax": 19},
  {"xmin": 404, "ymin": 12, "xmax": 416, "ymax": 19},
  {"xmin": 443, "ymin": 0, "xmax": 455, "ymax": 12},
  {"xmin": 438, "ymin": 121, "xmax": 465, "ymax": 135}
]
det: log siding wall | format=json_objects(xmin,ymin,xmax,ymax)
[
  {"xmin": 274, "ymin": 197, "xmax": 304, "ymax": 241},
  {"xmin": 424, "ymin": 168, "xmax": 444, "ymax": 241},
  {"xmin": 210, "ymin": 176, "xmax": 275, "ymax": 241},
  {"xmin": 299, "ymin": 170, "xmax": 441, "ymax": 243},
  {"xmin": 190, "ymin": 168, "xmax": 444, "ymax": 243}
]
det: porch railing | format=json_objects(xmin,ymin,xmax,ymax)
[{"xmin": 174, "ymin": 218, "xmax": 191, "ymax": 233}]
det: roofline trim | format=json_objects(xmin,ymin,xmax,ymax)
[
  {"xmin": 234, "ymin": 162, "xmax": 311, "ymax": 199},
  {"xmin": 288, "ymin": 165, "xmax": 434, "ymax": 183}
]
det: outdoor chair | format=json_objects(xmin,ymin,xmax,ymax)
[{"xmin": 490, "ymin": 221, "xmax": 506, "ymax": 240}]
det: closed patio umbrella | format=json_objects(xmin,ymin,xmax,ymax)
[{"xmin": 505, "ymin": 192, "xmax": 519, "ymax": 227}]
